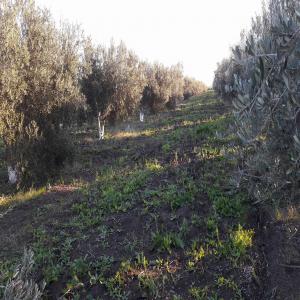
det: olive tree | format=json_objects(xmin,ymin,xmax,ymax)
[
  {"xmin": 141, "ymin": 63, "xmax": 206, "ymax": 113},
  {"xmin": 81, "ymin": 41, "xmax": 145, "ymax": 139},
  {"xmin": 214, "ymin": 0, "xmax": 300, "ymax": 204},
  {"xmin": 183, "ymin": 76, "xmax": 207, "ymax": 100},
  {"xmin": 213, "ymin": 59, "xmax": 237, "ymax": 102},
  {"xmin": 141, "ymin": 63, "xmax": 183, "ymax": 113},
  {"xmin": 0, "ymin": 0, "xmax": 83, "ymax": 186},
  {"xmin": 166, "ymin": 63, "xmax": 185, "ymax": 109}
]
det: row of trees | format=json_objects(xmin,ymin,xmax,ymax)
[
  {"xmin": 0, "ymin": 0, "xmax": 207, "ymax": 187},
  {"xmin": 81, "ymin": 43, "xmax": 206, "ymax": 123},
  {"xmin": 213, "ymin": 0, "xmax": 300, "ymax": 204}
]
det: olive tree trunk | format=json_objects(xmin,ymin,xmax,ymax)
[
  {"xmin": 98, "ymin": 112, "xmax": 105, "ymax": 140},
  {"xmin": 139, "ymin": 110, "xmax": 144, "ymax": 122}
]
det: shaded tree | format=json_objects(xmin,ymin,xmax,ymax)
[
  {"xmin": 183, "ymin": 76, "xmax": 207, "ymax": 100},
  {"xmin": 166, "ymin": 63, "xmax": 185, "ymax": 109},
  {"xmin": 81, "ymin": 40, "xmax": 145, "ymax": 139},
  {"xmin": 0, "ymin": 0, "xmax": 83, "ymax": 186},
  {"xmin": 141, "ymin": 63, "xmax": 181, "ymax": 113},
  {"xmin": 214, "ymin": 0, "xmax": 300, "ymax": 204}
]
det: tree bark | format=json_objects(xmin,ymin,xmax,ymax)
[
  {"xmin": 139, "ymin": 110, "xmax": 144, "ymax": 122},
  {"xmin": 8, "ymin": 165, "xmax": 17, "ymax": 184},
  {"xmin": 98, "ymin": 112, "xmax": 105, "ymax": 140}
]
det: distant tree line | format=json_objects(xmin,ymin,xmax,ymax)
[
  {"xmin": 213, "ymin": 0, "xmax": 300, "ymax": 204},
  {"xmin": 0, "ymin": 0, "xmax": 207, "ymax": 187}
]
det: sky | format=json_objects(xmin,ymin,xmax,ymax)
[{"xmin": 36, "ymin": 0, "xmax": 263, "ymax": 86}]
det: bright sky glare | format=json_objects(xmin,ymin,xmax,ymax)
[{"xmin": 36, "ymin": 0, "xmax": 263, "ymax": 86}]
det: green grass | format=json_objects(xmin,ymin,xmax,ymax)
[
  {"xmin": 207, "ymin": 187, "xmax": 245, "ymax": 219},
  {"xmin": 152, "ymin": 230, "xmax": 184, "ymax": 253},
  {"xmin": 0, "ymin": 187, "xmax": 46, "ymax": 213},
  {"xmin": 0, "ymin": 92, "xmax": 258, "ymax": 299}
]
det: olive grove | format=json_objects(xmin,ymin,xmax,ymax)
[{"xmin": 0, "ymin": 0, "xmax": 207, "ymax": 186}]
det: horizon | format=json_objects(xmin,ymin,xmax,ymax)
[{"xmin": 35, "ymin": 0, "xmax": 263, "ymax": 86}]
